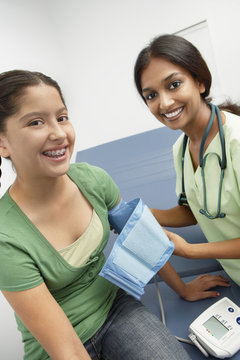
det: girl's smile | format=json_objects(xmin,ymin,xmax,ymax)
[
  {"xmin": 0, "ymin": 84, "xmax": 75, "ymax": 183},
  {"xmin": 42, "ymin": 146, "xmax": 68, "ymax": 161}
]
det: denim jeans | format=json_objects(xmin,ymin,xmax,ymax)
[{"xmin": 84, "ymin": 290, "xmax": 191, "ymax": 360}]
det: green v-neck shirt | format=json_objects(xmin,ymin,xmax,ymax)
[{"xmin": 0, "ymin": 163, "xmax": 120, "ymax": 359}]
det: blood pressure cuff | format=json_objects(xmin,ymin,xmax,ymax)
[{"xmin": 99, "ymin": 198, "xmax": 174, "ymax": 299}]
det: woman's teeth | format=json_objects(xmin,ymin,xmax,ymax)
[
  {"xmin": 44, "ymin": 148, "xmax": 66, "ymax": 158},
  {"xmin": 164, "ymin": 107, "xmax": 183, "ymax": 119}
]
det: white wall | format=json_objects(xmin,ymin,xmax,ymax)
[
  {"xmin": 0, "ymin": 0, "xmax": 240, "ymax": 358},
  {"xmin": 45, "ymin": 0, "xmax": 240, "ymax": 151}
]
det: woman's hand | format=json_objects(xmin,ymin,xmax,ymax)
[
  {"xmin": 180, "ymin": 274, "xmax": 231, "ymax": 301},
  {"xmin": 164, "ymin": 230, "xmax": 191, "ymax": 258},
  {"xmin": 165, "ymin": 230, "xmax": 240, "ymax": 260}
]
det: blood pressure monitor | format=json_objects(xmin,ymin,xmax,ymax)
[{"xmin": 189, "ymin": 297, "xmax": 240, "ymax": 358}]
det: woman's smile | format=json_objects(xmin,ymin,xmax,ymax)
[
  {"xmin": 161, "ymin": 106, "xmax": 184, "ymax": 121},
  {"xmin": 140, "ymin": 57, "xmax": 206, "ymax": 132}
]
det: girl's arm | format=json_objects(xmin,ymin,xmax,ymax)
[
  {"xmin": 166, "ymin": 231, "xmax": 240, "ymax": 259},
  {"xmin": 151, "ymin": 205, "xmax": 197, "ymax": 228},
  {"xmin": 151, "ymin": 207, "xmax": 231, "ymax": 300},
  {"xmin": 158, "ymin": 262, "xmax": 230, "ymax": 301},
  {"xmin": 2, "ymin": 283, "xmax": 92, "ymax": 360}
]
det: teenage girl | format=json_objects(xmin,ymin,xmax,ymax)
[{"xmin": 0, "ymin": 70, "xmax": 195, "ymax": 360}]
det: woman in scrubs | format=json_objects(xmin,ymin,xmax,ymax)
[{"xmin": 134, "ymin": 34, "xmax": 240, "ymax": 291}]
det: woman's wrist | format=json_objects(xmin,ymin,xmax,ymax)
[
  {"xmin": 183, "ymin": 242, "xmax": 196, "ymax": 259},
  {"xmin": 187, "ymin": 243, "xmax": 207, "ymax": 259}
]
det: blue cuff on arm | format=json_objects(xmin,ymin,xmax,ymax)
[{"xmin": 101, "ymin": 198, "xmax": 174, "ymax": 299}]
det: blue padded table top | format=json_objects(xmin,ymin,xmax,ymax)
[
  {"xmin": 76, "ymin": 127, "xmax": 180, "ymax": 205},
  {"xmin": 142, "ymin": 270, "xmax": 240, "ymax": 360},
  {"xmin": 76, "ymin": 126, "xmax": 221, "ymax": 277}
]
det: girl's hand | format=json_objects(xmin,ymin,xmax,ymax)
[{"xmin": 180, "ymin": 274, "xmax": 231, "ymax": 301}]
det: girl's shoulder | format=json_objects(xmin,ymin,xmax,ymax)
[
  {"xmin": 0, "ymin": 190, "xmax": 16, "ymax": 227},
  {"xmin": 68, "ymin": 162, "xmax": 120, "ymax": 210},
  {"xmin": 68, "ymin": 162, "xmax": 112, "ymax": 184}
]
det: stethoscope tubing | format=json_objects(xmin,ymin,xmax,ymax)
[{"xmin": 179, "ymin": 103, "xmax": 226, "ymax": 219}]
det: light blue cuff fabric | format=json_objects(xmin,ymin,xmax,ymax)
[{"xmin": 100, "ymin": 198, "xmax": 174, "ymax": 299}]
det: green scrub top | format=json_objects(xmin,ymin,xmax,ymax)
[{"xmin": 173, "ymin": 111, "xmax": 240, "ymax": 286}]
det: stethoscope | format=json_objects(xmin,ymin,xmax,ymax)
[{"xmin": 178, "ymin": 103, "xmax": 226, "ymax": 219}]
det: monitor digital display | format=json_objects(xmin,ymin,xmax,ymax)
[{"xmin": 203, "ymin": 316, "xmax": 229, "ymax": 340}]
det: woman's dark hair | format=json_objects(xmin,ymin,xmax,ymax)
[
  {"xmin": 0, "ymin": 69, "xmax": 66, "ymax": 189},
  {"xmin": 134, "ymin": 34, "xmax": 212, "ymax": 103},
  {"xmin": 134, "ymin": 34, "xmax": 240, "ymax": 114}
]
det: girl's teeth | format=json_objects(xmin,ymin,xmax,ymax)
[{"xmin": 44, "ymin": 148, "xmax": 66, "ymax": 157}]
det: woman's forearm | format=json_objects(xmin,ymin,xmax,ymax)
[
  {"xmin": 188, "ymin": 238, "xmax": 240, "ymax": 259},
  {"xmin": 151, "ymin": 205, "xmax": 197, "ymax": 228},
  {"xmin": 166, "ymin": 230, "xmax": 240, "ymax": 260}
]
